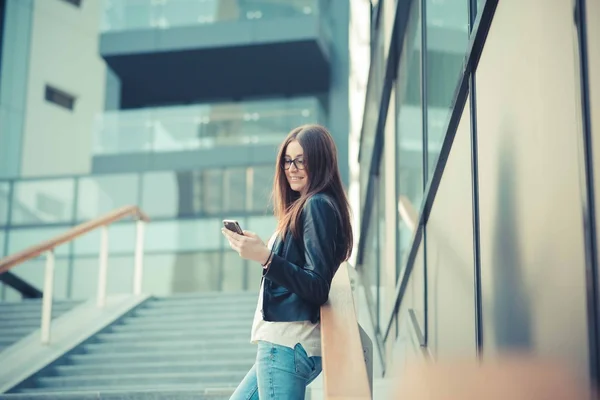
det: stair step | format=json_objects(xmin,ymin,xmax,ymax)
[
  {"xmin": 133, "ymin": 306, "xmax": 255, "ymax": 318},
  {"xmin": 0, "ymin": 301, "xmax": 78, "ymax": 313},
  {"xmin": 95, "ymin": 329, "xmax": 248, "ymax": 343},
  {"xmin": 68, "ymin": 347, "xmax": 256, "ymax": 365},
  {"xmin": 0, "ymin": 334, "xmax": 21, "ymax": 345},
  {"xmin": 36, "ymin": 371, "xmax": 247, "ymax": 389},
  {"xmin": 110, "ymin": 318, "xmax": 252, "ymax": 333},
  {"xmin": 53, "ymin": 359, "xmax": 253, "ymax": 376},
  {"xmin": 0, "ymin": 299, "xmax": 79, "ymax": 310},
  {"xmin": 13, "ymin": 386, "xmax": 236, "ymax": 399},
  {"xmin": 83, "ymin": 338, "xmax": 252, "ymax": 354},
  {"xmin": 0, "ymin": 318, "xmax": 49, "ymax": 329},
  {"xmin": 155, "ymin": 291, "xmax": 255, "ymax": 300},
  {"xmin": 147, "ymin": 293, "xmax": 258, "ymax": 308},
  {"xmin": 0, "ymin": 307, "xmax": 75, "ymax": 321},
  {"xmin": 125, "ymin": 312, "xmax": 254, "ymax": 326},
  {"xmin": 0, "ymin": 325, "xmax": 40, "ymax": 337}
]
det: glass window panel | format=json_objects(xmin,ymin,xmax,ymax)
[
  {"xmin": 9, "ymin": 227, "xmax": 71, "ymax": 257},
  {"xmin": 76, "ymin": 174, "xmax": 139, "ymax": 221},
  {"xmin": 144, "ymin": 219, "xmax": 222, "ymax": 253},
  {"xmin": 11, "ymin": 179, "xmax": 75, "ymax": 225},
  {"xmin": 247, "ymin": 260, "xmax": 264, "ymax": 290},
  {"xmin": 11, "ymin": 257, "xmax": 70, "ymax": 299},
  {"xmin": 396, "ymin": 0, "xmax": 424, "ymax": 279},
  {"xmin": 2, "ymin": 284, "xmax": 23, "ymax": 302},
  {"xmin": 222, "ymin": 250, "xmax": 244, "ymax": 292},
  {"xmin": 199, "ymin": 170, "xmax": 223, "ymax": 215},
  {"xmin": 72, "ymin": 222, "xmax": 136, "ymax": 256},
  {"xmin": 251, "ymin": 166, "xmax": 274, "ymax": 213},
  {"xmin": 425, "ymin": 94, "xmax": 476, "ymax": 358},
  {"xmin": 70, "ymin": 255, "xmax": 134, "ymax": 300},
  {"xmin": 142, "ymin": 171, "xmax": 179, "ymax": 218},
  {"xmin": 377, "ymin": 162, "xmax": 390, "ymax": 332},
  {"xmin": 0, "ymin": 182, "xmax": 10, "ymax": 226},
  {"xmin": 0, "ymin": 230, "xmax": 5, "ymax": 257},
  {"xmin": 169, "ymin": 251, "xmax": 221, "ymax": 293},
  {"xmin": 223, "ymin": 168, "xmax": 247, "ymax": 213},
  {"xmin": 425, "ymin": 0, "xmax": 469, "ymax": 179},
  {"xmin": 361, "ymin": 177, "xmax": 382, "ymax": 331},
  {"xmin": 247, "ymin": 216, "xmax": 277, "ymax": 243},
  {"xmin": 140, "ymin": 253, "xmax": 176, "ymax": 296},
  {"xmin": 142, "ymin": 170, "xmax": 223, "ymax": 218}
]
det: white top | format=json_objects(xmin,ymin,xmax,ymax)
[{"xmin": 250, "ymin": 234, "xmax": 322, "ymax": 358}]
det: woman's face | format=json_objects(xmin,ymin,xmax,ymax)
[{"xmin": 284, "ymin": 140, "xmax": 308, "ymax": 195}]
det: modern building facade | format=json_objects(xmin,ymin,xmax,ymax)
[
  {"xmin": 357, "ymin": 0, "xmax": 600, "ymax": 391},
  {"xmin": 0, "ymin": 0, "xmax": 351, "ymax": 300}
]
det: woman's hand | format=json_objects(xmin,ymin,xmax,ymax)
[{"xmin": 221, "ymin": 229, "xmax": 271, "ymax": 265}]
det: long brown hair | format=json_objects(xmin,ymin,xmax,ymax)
[{"xmin": 272, "ymin": 124, "xmax": 353, "ymax": 262}]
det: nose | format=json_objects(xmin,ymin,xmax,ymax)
[{"xmin": 289, "ymin": 162, "xmax": 299, "ymax": 172}]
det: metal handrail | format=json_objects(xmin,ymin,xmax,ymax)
[{"xmin": 0, "ymin": 205, "xmax": 150, "ymax": 344}]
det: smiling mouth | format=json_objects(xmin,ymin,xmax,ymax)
[{"xmin": 289, "ymin": 177, "xmax": 304, "ymax": 182}]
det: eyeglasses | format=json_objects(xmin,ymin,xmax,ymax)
[{"xmin": 282, "ymin": 158, "xmax": 306, "ymax": 170}]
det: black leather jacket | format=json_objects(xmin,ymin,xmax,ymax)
[{"xmin": 261, "ymin": 193, "xmax": 345, "ymax": 324}]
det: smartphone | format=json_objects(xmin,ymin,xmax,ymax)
[{"xmin": 223, "ymin": 219, "xmax": 244, "ymax": 235}]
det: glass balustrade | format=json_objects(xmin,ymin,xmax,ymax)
[
  {"xmin": 93, "ymin": 97, "xmax": 324, "ymax": 156},
  {"xmin": 101, "ymin": 0, "xmax": 322, "ymax": 32}
]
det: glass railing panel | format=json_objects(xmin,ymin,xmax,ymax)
[
  {"xmin": 101, "ymin": 0, "xmax": 320, "ymax": 33},
  {"xmin": 93, "ymin": 97, "xmax": 322, "ymax": 156},
  {"xmin": 76, "ymin": 174, "xmax": 140, "ymax": 222},
  {"xmin": 11, "ymin": 179, "xmax": 75, "ymax": 225},
  {"xmin": 93, "ymin": 109, "xmax": 153, "ymax": 155}
]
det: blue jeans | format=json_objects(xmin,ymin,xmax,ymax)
[{"xmin": 230, "ymin": 341, "xmax": 322, "ymax": 400}]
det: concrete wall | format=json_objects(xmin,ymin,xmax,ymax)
[
  {"xmin": 19, "ymin": 0, "xmax": 105, "ymax": 177},
  {"xmin": 0, "ymin": 0, "xmax": 33, "ymax": 178}
]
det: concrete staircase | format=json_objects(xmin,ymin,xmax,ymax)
[
  {"xmin": 1, "ymin": 292, "xmax": 258, "ymax": 399},
  {"xmin": 0, "ymin": 299, "xmax": 81, "ymax": 353}
]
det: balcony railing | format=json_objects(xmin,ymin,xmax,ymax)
[
  {"xmin": 101, "ymin": 0, "xmax": 322, "ymax": 32},
  {"xmin": 93, "ymin": 97, "xmax": 324, "ymax": 156}
]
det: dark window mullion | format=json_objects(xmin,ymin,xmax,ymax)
[{"xmin": 420, "ymin": 0, "xmax": 429, "ymax": 348}]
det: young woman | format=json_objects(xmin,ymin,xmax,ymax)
[{"xmin": 222, "ymin": 124, "xmax": 353, "ymax": 400}]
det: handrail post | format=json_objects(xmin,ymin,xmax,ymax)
[
  {"xmin": 40, "ymin": 249, "xmax": 55, "ymax": 344},
  {"xmin": 97, "ymin": 225, "xmax": 109, "ymax": 307},
  {"xmin": 133, "ymin": 220, "xmax": 145, "ymax": 295}
]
